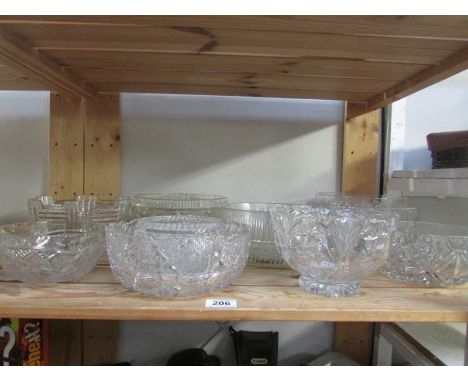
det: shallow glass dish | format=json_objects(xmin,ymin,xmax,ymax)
[
  {"xmin": 0, "ymin": 222, "xmax": 104, "ymax": 284},
  {"xmin": 130, "ymin": 193, "xmax": 229, "ymax": 219},
  {"xmin": 213, "ymin": 202, "xmax": 287, "ymax": 268},
  {"xmin": 105, "ymin": 215, "xmax": 249, "ymax": 297},
  {"xmin": 271, "ymin": 205, "xmax": 394, "ymax": 297},
  {"xmin": 380, "ymin": 221, "xmax": 468, "ymax": 286},
  {"xmin": 29, "ymin": 195, "xmax": 130, "ymax": 225}
]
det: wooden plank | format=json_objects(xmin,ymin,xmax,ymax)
[
  {"xmin": 49, "ymin": 93, "xmax": 84, "ymax": 200},
  {"xmin": 94, "ymin": 82, "xmax": 372, "ymax": 101},
  {"xmin": 0, "ymin": 26, "xmax": 95, "ymax": 98},
  {"xmin": 349, "ymin": 45, "xmax": 468, "ymax": 119},
  {"xmin": 82, "ymin": 320, "xmax": 119, "ymax": 365},
  {"xmin": 48, "ymin": 51, "xmax": 428, "ymax": 80},
  {"xmin": 83, "ymin": 94, "xmax": 120, "ymax": 200},
  {"xmin": 0, "ymin": 269, "xmax": 466, "ymax": 322},
  {"xmin": 337, "ymin": 105, "xmax": 382, "ymax": 364},
  {"xmin": 342, "ymin": 105, "xmax": 381, "ymax": 196},
  {"xmin": 1, "ymin": 16, "xmax": 467, "ymax": 40},
  {"xmin": 8, "ymin": 24, "xmax": 461, "ymax": 64},
  {"xmin": 74, "ymin": 68, "xmax": 396, "ymax": 93},
  {"xmin": 48, "ymin": 320, "xmax": 82, "ymax": 365}
]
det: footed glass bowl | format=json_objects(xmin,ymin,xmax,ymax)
[
  {"xmin": 213, "ymin": 202, "xmax": 287, "ymax": 268},
  {"xmin": 130, "ymin": 193, "xmax": 229, "ymax": 219},
  {"xmin": 0, "ymin": 222, "xmax": 104, "ymax": 284},
  {"xmin": 380, "ymin": 221, "xmax": 468, "ymax": 286},
  {"xmin": 105, "ymin": 215, "xmax": 249, "ymax": 297},
  {"xmin": 271, "ymin": 205, "xmax": 394, "ymax": 297}
]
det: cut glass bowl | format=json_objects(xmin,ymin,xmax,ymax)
[
  {"xmin": 380, "ymin": 221, "xmax": 468, "ymax": 286},
  {"xmin": 315, "ymin": 192, "xmax": 374, "ymax": 207},
  {"xmin": 105, "ymin": 215, "xmax": 249, "ymax": 297},
  {"xmin": 0, "ymin": 221, "xmax": 105, "ymax": 284},
  {"xmin": 130, "ymin": 193, "xmax": 229, "ymax": 219},
  {"xmin": 213, "ymin": 202, "xmax": 287, "ymax": 268},
  {"xmin": 29, "ymin": 195, "xmax": 130, "ymax": 225},
  {"xmin": 271, "ymin": 204, "xmax": 394, "ymax": 297}
]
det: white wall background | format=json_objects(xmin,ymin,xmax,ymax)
[
  {"xmin": 401, "ymin": 69, "xmax": 468, "ymax": 170},
  {"xmin": 0, "ymin": 91, "xmax": 49, "ymax": 224},
  {"xmin": 119, "ymin": 93, "xmax": 342, "ymax": 365},
  {"xmin": 0, "ymin": 91, "xmax": 342, "ymax": 365}
]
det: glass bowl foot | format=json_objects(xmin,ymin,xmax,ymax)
[{"xmin": 299, "ymin": 276, "xmax": 360, "ymax": 297}]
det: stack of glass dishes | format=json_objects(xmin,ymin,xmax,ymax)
[
  {"xmin": 0, "ymin": 221, "xmax": 104, "ymax": 284},
  {"xmin": 380, "ymin": 221, "xmax": 468, "ymax": 286},
  {"xmin": 29, "ymin": 195, "xmax": 130, "ymax": 225},
  {"xmin": 213, "ymin": 202, "xmax": 287, "ymax": 268},
  {"xmin": 105, "ymin": 215, "xmax": 249, "ymax": 297},
  {"xmin": 130, "ymin": 193, "xmax": 229, "ymax": 219},
  {"xmin": 271, "ymin": 204, "xmax": 395, "ymax": 297}
]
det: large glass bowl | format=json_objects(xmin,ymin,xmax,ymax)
[
  {"xmin": 130, "ymin": 193, "xmax": 229, "ymax": 219},
  {"xmin": 105, "ymin": 215, "xmax": 249, "ymax": 297},
  {"xmin": 380, "ymin": 221, "xmax": 468, "ymax": 286},
  {"xmin": 0, "ymin": 222, "xmax": 104, "ymax": 284},
  {"xmin": 271, "ymin": 205, "xmax": 394, "ymax": 297},
  {"xmin": 213, "ymin": 202, "xmax": 287, "ymax": 268}
]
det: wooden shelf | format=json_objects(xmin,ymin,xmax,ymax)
[
  {"xmin": 0, "ymin": 16, "xmax": 467, "ymax": 118},
  {"xmin": 0, "ymin": 266, "xmax": 466, "ymax": 322}
]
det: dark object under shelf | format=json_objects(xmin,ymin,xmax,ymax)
[
  {"xmin": 427, "ymin": 130, "xmax": 468, "ymax": 169},
  {"xmin": 167, "ymin": 348, "xmax": 221, "ymax": 366},
  {"xmin": 229, "ymin": 327, "xmax": 278, "ymax": 366}
]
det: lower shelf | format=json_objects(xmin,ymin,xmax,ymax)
[{"xmin": 0, "ymin": 266, "xmax": 466, "ymax": 322}]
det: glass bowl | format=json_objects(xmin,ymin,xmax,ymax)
[
  {"xmin": 0, "ymin": 221, "xmax": 105, "ymax": 284},
  {"xmin": 28, "ymin": 195, "xmax": 130, "ymax": 225},
  {"xmin": 315, "ymin": 192, "xmax": 374, "ymax": 207},
  {"xmin": 271, "ymin": 205, "xmax": 394, "ymax": 297},
  {"xmin": 105, "ymin": 215, "xmax": 249, "ymax": 297},
  {"xmin": 380, "ymin": 221, "xmax": 468, "ymax": 286},
  {"xmin": 213, "ymin": 202, "xmax": 287, "ymax": 268},
  {"xmin": 130, "ymin": 193, "xmax": 229, "ymax": 219}
]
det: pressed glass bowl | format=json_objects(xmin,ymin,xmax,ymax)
[
  {"xmin": 315, "ymin": 192, "xmax": 374, "ymax": 207},
  {"xmin": 213, "ymin": 202, "xmax": 287, "ymax": 268},
  {"xmin": 28, "ymin": 195, "xmax": 130, "ymax": 225},
  {"xmin": 271, "ymin": 205, "xmax": 394, "ymax": 297},
  {"xmin": 130, "ymin": 193, "xmax": 229, "ymax": 219},
  {"xmin": 380, "ymin": 221, "xmax": 468, "ymax": 286},
  {"xmin": 105, "ymin": 215, "xmax": 249, "ymax": 297},
  {"xmin": 0, "ymin": 222, "xmax": 105, "ymax": 284}
]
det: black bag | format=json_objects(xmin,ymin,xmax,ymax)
[
  {"xmin": 229, "ymin": 327, "xmax": 278, "ymax": 366},
  {"xmin": 167, "ymin": 348, "xmax": 221, "ymax": 366}
]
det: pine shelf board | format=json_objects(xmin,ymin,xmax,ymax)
[{"xmin": 0, "ymin": 266, "xmax": 466, "ymax": 322}]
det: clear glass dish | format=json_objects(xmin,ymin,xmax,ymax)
[
  {"xmin": 105, "ymin": 215, "xmax": 249, "ymax": 297},
  {"xmin": 213, "ymin": 202, "xmax": 287, "ymax": 268},
  {"xmin": 130, "ymin": 193, "xmax": 229, "ymax": 219},
  {"xmin": 28, "ymin": 195, "xmax": 130, "ymax": 225},
  {"xmin": 380, "ymin": 221, "xmax": 468, "ymax": 286},
  {"xmin": 315, "ymin": 192, "xmax": 374, "ymax": 207},
  {"xmin": 271, "ymin": 204, "xmax": 394, "ymax": 297},
  {"xmin": 0, "ymin": 221, "xmax": 104, "ymax": 284}
]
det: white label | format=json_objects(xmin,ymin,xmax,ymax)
[{"xmin": 205, "ymin": 298, "xmax": 237, "ymax": 309}]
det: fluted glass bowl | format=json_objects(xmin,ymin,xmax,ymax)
[
  {"xmin": 105, "ymin": 215, "xmax": 249, "ymax": 297},
  {"xmin": 213, "ymin": 202, "xmax": 287, "ymax": 268},
  {"xmin": 130, "ymin": 193, "xmax": 229, "ymax": 219},
  {"xmin": 380, "ymin": 221, "xmax": 468, "ymax": 286},
  {"xmin": 315, "ymin": 192, "xmax": 374, "ymax": 207},
  {"xmin": 29, "ymin": 195, "xmax": 130, "ymax": 225},
  {"xmin": 0, "ymin": 222, "xmax": 104, "ymax": 284},
  {"xmin": 271, "ymin": 205, "xmax": 394, "ymax": 297}
]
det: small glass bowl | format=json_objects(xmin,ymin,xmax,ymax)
[
  {"xmin": 315, "ymin": 192, "xmax": 374, "ymax": 208},
  {"xmin": 0, "ymin": 221, "xmax": 104, "ymax": 284},
  {"xmin": 105, "ymin": 215, "xmax": 249, "ymax": 297},
  {"xmin": 28, "ymin": 195, "xmax": 130, "ymax": 225},
  {"xmin": 213, "ymin": 202, "xmax": 288, "ymax": 268},
  {"xmin": 271, "ymin": 204, "xmax": 395, "ymax": 297},
  {"xmin": 380, "ymin": 221, "xmax": 468, "ymax": 286},
  {"xmin": 130, "ymin": 193, "xmax": 229, "ymax": 219}
]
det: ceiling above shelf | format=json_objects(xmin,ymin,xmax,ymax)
[{"xmin": 0, "ymin": 16, "xmax": 467, "ymax": 117}]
